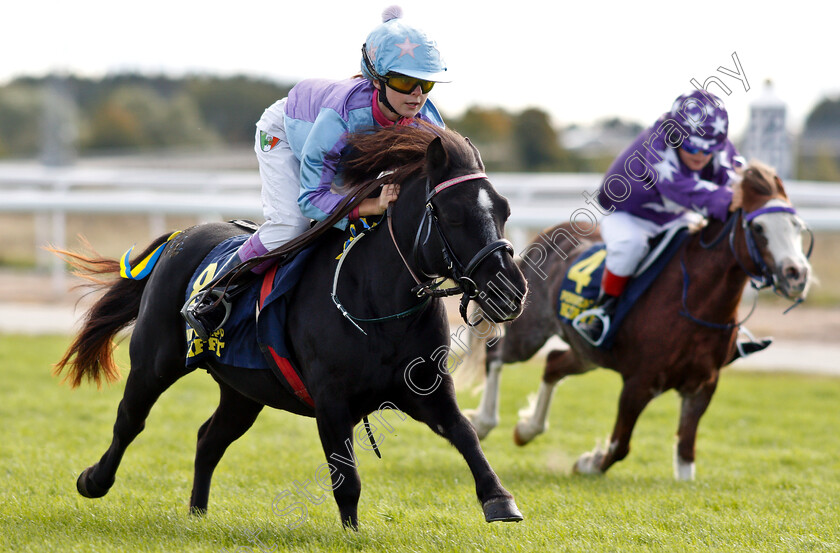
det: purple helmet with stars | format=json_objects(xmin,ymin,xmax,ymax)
[
  {"xmin": 669, "ymin": 90, "xmax": 730, "ymax": 152},
  {"xmin": 361, "ymin": 6, "xmax": 449, "ymax": 82}
]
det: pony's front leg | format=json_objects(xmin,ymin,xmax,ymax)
[
  {"xmin": 575, "ymin": 375, "xmax": 655, "ymax": 475},
  {"xmin": 675, "ymin": 376, "xmax": 719, "ymax": 481},
  {"xmin": 402, "ymin": 380, "xmax": 523, "ymax": 523},
  {"xmin": 315, "ymin": 405, "xmax": 362, "ymax": 530}
]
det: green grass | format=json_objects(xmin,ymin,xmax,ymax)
[{"xmin": 1, "ymin": 335, "xmax": 838, "ymax": 552}]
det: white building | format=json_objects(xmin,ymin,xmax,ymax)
[{"xmin": 741, "ymin": 80, "xmax": 794, "ymax": 180}]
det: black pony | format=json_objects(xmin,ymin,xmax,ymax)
[{"xmin": 52, "ymin": 124, "xmax": 528, "ymax": 529}]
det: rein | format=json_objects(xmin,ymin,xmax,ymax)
[
  {"xmin": 405, "ymin": 173, "xmax": 513, "ymax": 323},
  {"xmin": 331, "ymin": 171, "xmax": 514, "ymax": 334},
  {"xmin": 330, "ymin": 216, "xmax": 431, "ymax": 336},
  {"xmin": 194, "ymin": 178, "xmax": 386, "ymax": 315},
  {"xmin": 681, "ymin": 204, "xmax": 810, "ymax": 330}
]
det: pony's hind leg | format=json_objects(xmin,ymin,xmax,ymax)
[
  {"xmin": 514, "ymin": 348, "xmax": 590, "ymax": 446},
  {"xmin": 76, "ymin": 345, "xmax": 191, "ymax": 499},
  {"xmin": 674, "ymin": 376, "xmax": 719, "ymax": 481},
  {"xmin": 189, "ymin": 379, "xmax": 264, "ymax": 514}
]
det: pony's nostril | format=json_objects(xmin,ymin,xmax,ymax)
[{"xmin": 784, "ymin": 266, "xmax": 800, "ymax": 280}]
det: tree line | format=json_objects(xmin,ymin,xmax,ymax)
[
  {"xmin": 0, "ymin": 73, "xmax": 592, "ymax": 172},
  {"xmin": 1, "ymin": 74, "xmax": 838, "ymax": 178}
]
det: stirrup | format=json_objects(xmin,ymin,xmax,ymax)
[
  {"xmin": 181, "ymin": 289, "xmax": 232, "ymax": 342},
  {"xmin": 735, "ymin": 326, "xmax": 773, "ymax": 359},
  {"xmin": 736, "ymin": 338, "xmax": 773, "ymax": 358},
  {"xmin": 572, "ymin": 307, "xmax": 611, "ymax": 347}
]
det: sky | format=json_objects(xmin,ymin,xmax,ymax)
[{"xmin": 4, "ymin": 1, "xmax": 837, "ymax": 138}]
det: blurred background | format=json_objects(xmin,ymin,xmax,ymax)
[{"xmin": 1, "ymin": 1, "xmax": 838, "ymax": 321}]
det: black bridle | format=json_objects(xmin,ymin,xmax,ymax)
[
  {"xmin": 332, "ymin": 172, "xmax": 515, "ymax": 333},
  {"xmin": 393, "ymin": 172, "xmax": 514, "ymax": 322}
]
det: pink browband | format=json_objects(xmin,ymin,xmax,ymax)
[{"xmin": 430, "ymin": 172, "xmax": 488, "ymax": 197}]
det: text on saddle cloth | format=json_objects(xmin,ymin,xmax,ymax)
[{"xmin": 558, "ymin": 227, "xmax": 689, "ymax": 349}]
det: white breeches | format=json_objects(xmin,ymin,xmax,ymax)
[
  {"xmin": 600, "ymin": 211, "xmax": 697, "ymax": 276},
  {"xmin": 252, "ymin": 98, "xmax": 311, "ymax": 251}
]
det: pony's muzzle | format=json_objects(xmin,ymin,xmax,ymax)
[{"xmin": 778, "ymin": 258, "xmax": 810, "ymax": 298}]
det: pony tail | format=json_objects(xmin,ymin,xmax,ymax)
[{"xmin": 48, "ymin": 233, "xmax": 171, "ymax": 388}]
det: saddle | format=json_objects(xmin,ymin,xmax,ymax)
[
  {"xmin": 184, "ymin": 234, "xmax": 316, "ymax": 409},
  {"xmin": 562, "ymin": 223, "xmax": 690, "ymax": 349}
]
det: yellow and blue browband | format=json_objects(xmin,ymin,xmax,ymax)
[{"xmin": 119, "ymin": 231, "xmax": 181, "ymax": 280}]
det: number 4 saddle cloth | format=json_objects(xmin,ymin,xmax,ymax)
[{"xmin": 558, "ymin": 226, "xmax": 689, "ymax": 350}]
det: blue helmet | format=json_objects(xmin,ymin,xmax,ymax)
[
  {"xmin": 361, "ymin": 6, "xmax": 449, "ymax": 82},
  {"xmin": 669, "ymin": 90, "xmax": 729, "ymax": 152}
]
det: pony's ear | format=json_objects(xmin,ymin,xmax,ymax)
[
  {"xmin": 425, "ymin": 136, "xmax": 449, "ymax": 177},
  {"xmin": 774, "ymin": 175, "xmax": 790, "ymax": 200},
  {"xmin": 465, "ymin": 137, "xmax": 486, "ymax": 171}
]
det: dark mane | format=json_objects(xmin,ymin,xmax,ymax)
[{"xmin": 339, "ymin": 122, "xmax": 479, "ymax": 188}]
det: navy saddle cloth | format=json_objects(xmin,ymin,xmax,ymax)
[
  {"xmin": 184, "ymin": 235, "xmax": 315, "ymax": 405},
  {"xmin": 557, "ymin": 228, "xmax": 689, "ymax": 349}
]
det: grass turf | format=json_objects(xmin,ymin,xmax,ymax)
[{"xmin": 1, "ymin": 334, "xmax": 838, "ymax": 552}]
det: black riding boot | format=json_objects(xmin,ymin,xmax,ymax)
[
  {"xmin": 181, "ymin": 251, "xmax": 244, "ymax": 341},
  {"xmin": 576, "ymin": 294, "xmax": 618, "ymax": 346},
  {"xmin": 728, "ymin": 337, "xmax": 773, "ymax": 363}
]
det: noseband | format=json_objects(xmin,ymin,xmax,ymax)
[
  {"xmin": 390, "ymin": 172, "xmax": 514, "ymax": 322},
  {"xmin": 733, "ymin": 205, "xmax": 814, "ymax": 294},
  {"xmin": 686, "ymin": 204, "xmax": 814, "ymax": 329}
]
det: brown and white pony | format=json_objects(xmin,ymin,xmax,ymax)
[{"xmin": 463, "ymin": 160, "xmax": 812, "ymax": 479}]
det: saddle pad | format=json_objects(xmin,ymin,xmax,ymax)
[
  {"xmin": 557, "ymin": 228, "xmax": 689, "ymax": 349},
  {"xmin": 184, "ymin": 236, "xmax": 314, "ymax": 407}
]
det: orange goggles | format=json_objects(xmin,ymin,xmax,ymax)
[{"xmin": 384, "ymin": 73, "xmax": 435, "ymax": 94}]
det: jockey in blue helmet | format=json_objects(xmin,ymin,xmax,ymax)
[
  {"xmin": 361, "ymin": 6, "xmax": 450, "ymax": 118},
  {"xmin": 183, "ymin": 6, "xmax": 449, "ymax": 340}
]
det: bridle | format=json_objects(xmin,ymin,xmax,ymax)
[
  {"xmin": 398, "ymin": 172, "xmax": 514, "ymax": 322},
  {"xmin": 331, "ymin": 171, "xmax": 514, "ymax": 333},
  {"xmin": 682, "ymin": 203, "xmax": 814, "ymax": 330},
  {"xmin": 736, "ymin": 205, "xmax": 814, "ymax": 295}
]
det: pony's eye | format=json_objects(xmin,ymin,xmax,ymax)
[
  {"xmin": 752, "ymin": 222, "xmax": 765, "ymax": 235},
  {"xmin": 439, "ymin": 208, "xmax": 464, "ymax": 227}
]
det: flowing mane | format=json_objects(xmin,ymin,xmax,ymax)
[{"xmin": 339, "ymin": 122, "xmax": 480, "ymax": 188}]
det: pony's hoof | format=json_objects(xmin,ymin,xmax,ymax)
[
  {"xmin": 513, "ymin": 425, "xmax": 528, "ymax": 446},
  {"xmin": 513, "ymin": 422, "xmax": 542, "ymax": 446},
  {"xmin": 341, "ymin": 516, "xmax": 359, "ymax": 531},
  {"xmin": 482, "ymin": 497, "xmax": 523, "ymax": 523},
  {"xmin": 76, "ymin": 467, "xmax": 111, "ymax": 498},
  {"xmin": 189, "ymin": 506, "xmax": 207, "ymax": 517},
  {"xmin": 572, "ymin": 453, "xmax": 605, "ymax": 475}
]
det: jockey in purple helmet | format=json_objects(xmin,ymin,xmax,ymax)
[
  {"xmin": 183, "ymin": 6, "xmax": 449, "ymax": 340},
  {"xmin": 576, "ymin": 90, "xmax": 746, "ymax": 345}
]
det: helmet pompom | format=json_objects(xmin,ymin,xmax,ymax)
[{"xmin": 381, "ymin": 5, "xmax": 403, "ymax": 22}]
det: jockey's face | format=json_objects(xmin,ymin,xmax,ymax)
[
  {"xmin": 678, "ymin": 147, "xmax": 714, "ymax": 172},
  {"xmin": 374, "ymin": 80, "xmax": 428, "ymax": 121}
]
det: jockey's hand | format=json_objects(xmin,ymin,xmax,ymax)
[{"xmin": 358, "ymin": 183, "xmax": 400, "ymax": 217}]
